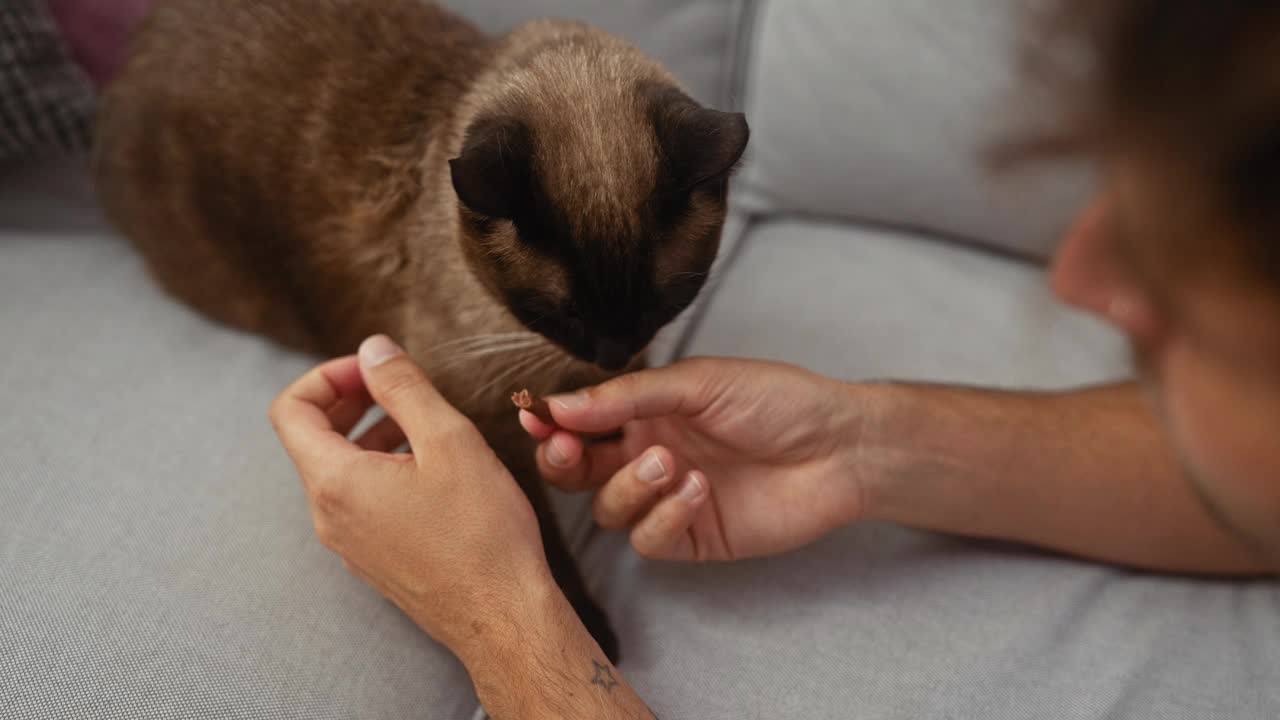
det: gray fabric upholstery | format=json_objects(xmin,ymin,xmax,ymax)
[
  {"xmin": 686, "ymin": 219, "xmax": 1132, "ymax": 388},
  {"xmin": 452, "ymin": 0, "xmax": 753, "ymax": 108},
  {"xmin": 734, "ymin": 0, "xmax": 1089, "ymax": 259},
  {"xmin": 583, "ymin": 521, "xmax": 1280, "ymax": 720},
  {"xmin": 0, "ymin": 162, "xmax": 479, "ymax": 719}
]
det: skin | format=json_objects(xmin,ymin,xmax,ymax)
[
  {"xmin": 270, "ymin": 169, "xmax": 1280, "ymax": 716},
  {"xmin": 269, "ymin": 338, "xmax": 655, "ymax": 719}
]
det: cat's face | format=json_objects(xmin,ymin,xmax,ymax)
[{"xmin": 450, "ymin": 84, "xmax": 749, "ymax": 370}]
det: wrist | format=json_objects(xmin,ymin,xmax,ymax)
[
  {"xmin": 448, "ymin": 568, "xmax": 567, "ymax": 668},
  {"xmin": 836, "ymin": 380, "xmax": 934, "ymax": 525},
  {"xmin": 455, "ymin": 575, "xmax": 585, "ymax": 718}
]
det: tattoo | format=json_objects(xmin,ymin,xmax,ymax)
[{"xmin": 589, "ymin": 659, "xmax": 619, "ymax": 693}]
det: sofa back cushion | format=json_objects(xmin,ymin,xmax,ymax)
[
  {"xmin": 735, "ymin": 0, "xmax": 1089, "ymax": 260},
  {"xmin": 447, "ymin": 0, "xmax": 751, "ymax": 108}
]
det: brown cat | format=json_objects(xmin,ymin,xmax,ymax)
[{"xmin": 94, "ymin": 0, "xmax": 748, "ymax": 662}]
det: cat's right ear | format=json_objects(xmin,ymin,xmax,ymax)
[
  {"xmin": 449, "ymin": 116, "xmax": 532, "ymax": 220},
  {"xmin": 646, "ymin": 84, "xmax": 750, "ymax": 193}
]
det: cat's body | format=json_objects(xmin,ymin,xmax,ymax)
[{"xmin": 95, "ymin": 0, "xmax": 748, "ymax": 661}]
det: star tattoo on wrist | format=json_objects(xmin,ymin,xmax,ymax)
[{"xmin": 590, "ymin": 659, "xmax": 619, "ymax": 693}]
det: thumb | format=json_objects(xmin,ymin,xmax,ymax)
[
  {"xmin": 358, "ymin": 335, "xmax": 460, "ymax": 448},
  {"xmin": 544, "ymin": 360, "xmax": 715, "ymax": 433}
]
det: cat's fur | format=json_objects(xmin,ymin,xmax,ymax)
[{"xmin": 94, "ymin": 0, "xmax": 748, "ymax": 661}]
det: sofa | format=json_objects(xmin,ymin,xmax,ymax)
[{"xmin": 3, "ymin": 1, "xmax": 1277, "ymax": 718}]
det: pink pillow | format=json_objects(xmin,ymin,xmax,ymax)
[{"xmin": 46, "ymin": 0, "xmax": 156, "ymax": 87}]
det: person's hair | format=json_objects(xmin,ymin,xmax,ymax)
[{"xmin": 1000, "ymin": 0, "xmax": 1280, "ymax": 288}]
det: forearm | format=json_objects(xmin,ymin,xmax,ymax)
[
  {"xmin": 856, "ymin": 381, "xmax": 1270, "ymax": 575},
  {"xmin": 448, "ymin": 580, "xmax": 656, "ymax": 720}
]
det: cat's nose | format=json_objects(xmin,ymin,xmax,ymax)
[{"xmin": 594, "ymin": 339, "xmax": 632, "ymax": 371}]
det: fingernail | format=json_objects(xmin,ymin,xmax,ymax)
[
  {"xmin": 547, "ymin": 435, "xmax": 573, "ymax": 468},
  {"xmin": 359, "ymin": 335, "xmax": 403, "ymax": 369},
  {"xmin": 678, "ymin": 472, "xmax": 705, "ymax": 502},
  {"xmin": 548, "ymin": 391, "xmax": 590, "ymax": 411},
  {"xmin": 637, "ymin": 452, "xmax": 667, "ymax": 483}
]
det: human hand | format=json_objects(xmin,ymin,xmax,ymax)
[
  {"xmin": 521, "ymin": 358, "xmax": 878, "ymax": 561},
  {"xmin": 269, "ymin": 335, "xmax": 554, "ymax": 662}
]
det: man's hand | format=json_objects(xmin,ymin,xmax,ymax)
[
  {"xmin": 524, "ymin": 359, "xmax": 1268, "ymax": 575},
  {"xmin": 269, "ymin": 336, "xmax": 658, "ymax": 719},
  {"xmin": 268, "ymin": 335, "xmax": 552, "ymax": 659},
  {"xmin": 522, "ymin": 358, "xmax": 878, "ymax": 561}
]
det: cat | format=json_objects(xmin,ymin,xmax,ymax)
[{"xmin": 94, "ymin": 0, "xmax": 748, "ymax": 662}]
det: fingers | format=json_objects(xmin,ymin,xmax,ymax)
[
  {"xmin": 269, "ymin": 355, "xmax": 367, "ymax": 474},
  {"xmin": 630, "ymin": 471, "xmax": 708, "ymax": 562},
  {"xmin": 536, "ymin": 432, "xmax": 630, "ymax": 493},
  {"xmin": 519, "ymin": 408, "xmax": 556, "ymax": 440},
  {"xmin": 592, "ymin": 447, "xmax": 677, "ymax": 529},
  {"xmin": 357, "ymin": 335, "xmax": 465, "ymax": 453},
  {"xmin": 543, "ymin": 360, "xmax": 716, "ymax": 434}
]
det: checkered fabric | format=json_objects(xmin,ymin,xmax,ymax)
[{"xmin": 0, "ymin": 0, "xmax": 94, "ymax": 162}]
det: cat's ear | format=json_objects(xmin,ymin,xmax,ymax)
[
  {"xmin": 647, "ymin": 85, "xmax": 750, "ymax": 192},
  {"xmin": 449, "ymin": 116, "xmax": 532, "ymax": 220}
]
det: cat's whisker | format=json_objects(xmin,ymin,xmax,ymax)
[
  {"xmin": 432, "ymin": 337, "xmax": 548, "ymax": 371},
  {"xmin": 430, "ymin": 332, "xmax": 544, "ymax": 355},
  {"xmin": 464, "ymin": 356, "xmax": 535, "ymax": 407},
  {"xmin": 505, "ymin": 350, "xmax": 570, "ymax": 402},
  {"xmin": 432, "ymin": 332, "xmax": 538, "ymax": 352},
  {"xmin": 438, "ymin": 337, "xmax": 544, "ymax": 359},
  {"xmin": 427, "ymin": 332, "xmax": 539, "ymax": 355},
  {"xmin": 466, "ymin": 346, "xmax": 562, "ymax": 406}
]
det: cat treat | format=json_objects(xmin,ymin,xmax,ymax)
[{"xmin": 512, "ymin": 389, "xmax": 556, "ymax": 426}]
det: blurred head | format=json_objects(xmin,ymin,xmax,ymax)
[
  {"xmin": 449, "ymin": 25, "xmax": 748, "ymax": 371},
  {"xmin": 1019, "ymin": 2, "xmax": 1280, "ymax": 557}
]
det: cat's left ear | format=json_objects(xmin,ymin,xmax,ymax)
[
  {"xmin": 449, "ymin": 115, "xmax": 532, "ymax": 220},
  {"xmin": 647, "ymin": 84, "xmax": 750, "ymax": 192}
]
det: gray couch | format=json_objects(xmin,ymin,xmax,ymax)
[{"xmin": 3, "ymin": 2, "xmax": 1277, "ymax": 718}]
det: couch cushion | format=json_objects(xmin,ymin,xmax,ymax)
[
  {"xmin": 582, "ymin": 522, "xmax": 1280, "ymax": 719},
  {"xmin": 449, "ymin": 0, "xmax": 753, "ymax": 108},
  {"xmin": 570, "ymin": 219, "xmax": 1280, "ymax": 719},
  {"xmin": 0, "ymin": 161, "xmax": 480, "ymax": 719},
  {"xmin": 735, "ymin": 0, "xmax": 1090, "ymax": 259},
  {"xmin": 687, "ymin": 217, "xmax": 1131, "ymax": 387}
]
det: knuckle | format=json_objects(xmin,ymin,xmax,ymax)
[
  {"xmin": 311, "ymin": 485, "xmax": 339, "ymax": 514},
  {"xmin": 309, "ymin": 472, "xmax": 349, "ymax": 513},
  {"xmin": 593, "ymin": 373, "xmax": 635, "ymax": 405},
  {"xmin": 631, "ymin": 531, "xmax": 662, "ymax": 560},
  {"xmin": 592, "ymin": 497, "xmax": 622, "ymax": 530}
]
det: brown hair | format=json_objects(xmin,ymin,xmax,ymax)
[{"xmin": 1000, "ymin": 0, "xmax": 1280, "ymax": 287}]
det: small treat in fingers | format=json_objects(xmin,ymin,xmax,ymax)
[{"xmin": 512, "ymin": 389, "xmax": 556, "ymax": 426}]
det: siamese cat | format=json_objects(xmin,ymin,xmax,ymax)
[{"xmin": 95, "ymin": 0, "xmax": 749, "ymax": 661}]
